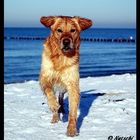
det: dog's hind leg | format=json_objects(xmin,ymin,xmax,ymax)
[{"xmin": 58, "ymin": 93, "xmax": 65, "ymax": 113}]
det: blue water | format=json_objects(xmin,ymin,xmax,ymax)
[{"xmin": 4, "ymin": 28, "xmax": 136, "ymax": 83}]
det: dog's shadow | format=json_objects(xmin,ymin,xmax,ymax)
[{"xmin": 62, "ymin": 89, "xmax": 105, "ymax": 133}]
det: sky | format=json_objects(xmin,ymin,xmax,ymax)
[{"xmin": 4, "ymin": 0, "xmax": 136, "ymax": 28}]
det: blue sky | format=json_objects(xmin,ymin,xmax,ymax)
[{"xmin": 4, "ymin": 0, "xmax": 136, "ymax": 28}]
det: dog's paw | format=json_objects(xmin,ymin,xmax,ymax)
[
  {"xmin": 48, "ymin": 97, "xmax": 60, "ymax": 112},
  {"xmin": 51, "ymin": 113, "xmax": 59, "ymax": 123},
  {"xmin": 67, "ymin": 126, "xmax": 78, "ymax": 137}
]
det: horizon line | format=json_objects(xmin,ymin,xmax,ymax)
[{"xmin": 4, "ymin": 27, "xmax": 136, "ymax": 29}]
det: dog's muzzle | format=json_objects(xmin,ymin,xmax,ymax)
[{"xmin": 61, "ymin": 38, "xmax": 73, "ymax": 52}]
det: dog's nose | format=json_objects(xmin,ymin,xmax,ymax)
[{"xmin": 63, "ymin": 39, "xmax": 70, "ymax": 46}]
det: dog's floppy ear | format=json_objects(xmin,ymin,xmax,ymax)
[
  {"xmin": 76, "ymin": 17, "xmax": 93, "ymax": 31},
  {"xmin": 40, "ymin": 16, "xmax": 55, "ymax": 28}
]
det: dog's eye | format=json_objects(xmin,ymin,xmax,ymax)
[
  {"xmin": 70, "ymin": 29, "xmax": 76, "ymax": 33},
  {"xmin": 57, "ymin": 29, "xmax": 63, "ymax": 33}
]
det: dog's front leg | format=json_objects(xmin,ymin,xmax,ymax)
[
  {"xmin": 44, "ymin": 87, "xmax": 60, "ymax": 123},
  {"xmin": 67, "ymin": 83, "xmax": 80, "ymax": 137}
]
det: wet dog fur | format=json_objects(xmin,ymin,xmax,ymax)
[{"xmin": 39, "ymin": 16, "xmax": 92, "ymax": 137}]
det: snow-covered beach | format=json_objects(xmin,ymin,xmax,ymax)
[{"xmin": 4, "ymin": 74, "xmax": 136, "ymax": 140}]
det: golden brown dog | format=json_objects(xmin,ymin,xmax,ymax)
[{"xmin": 39, "ymin": 16, "xmax": 92, "ymax": 136}]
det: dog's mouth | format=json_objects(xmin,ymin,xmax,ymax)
[
  {"xmin": 61, "ymin": 38, "xmax": 74, "ymax": 53},
  {"xmin": 62, "ymin": 46, "xmax": 73, "ymax": 52}
]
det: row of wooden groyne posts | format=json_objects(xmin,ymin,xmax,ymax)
[{"xmin": 4, "ymin": 36, "xmax": 136, "ymax": 43}]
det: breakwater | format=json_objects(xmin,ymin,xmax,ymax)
[{"xmin": 4, "ymin": 36, "xmax": 136, "ymax": 43}]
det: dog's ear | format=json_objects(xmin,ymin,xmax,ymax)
[
  {"xmin": 76, "ymin": 17, "xmax": 93, "ymax": 31},
  {"xmin": 40, "ymin": 16, "xmax": 55, "ymax": 28}
]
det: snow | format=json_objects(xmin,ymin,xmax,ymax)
[{"xmin": 4, "ymin": 74, "xmax": 136, "ymax": 140}]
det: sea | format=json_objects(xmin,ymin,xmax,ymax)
[{"xmin": 4, "ymin": 28, "xmax": 136, "ymax": 84}]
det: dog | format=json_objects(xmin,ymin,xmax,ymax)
[{"xmin": 39, "ymin": 16, "xmax": 92, "ymax": 137}]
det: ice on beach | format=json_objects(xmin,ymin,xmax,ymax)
[{"xmin": 4, "ymin": 74, "xmax": 136, "ymax": 140}]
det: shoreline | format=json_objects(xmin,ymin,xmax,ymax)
[{"xmin": 4, "ymin": 73, "xmax": 136, "ymax": 85}]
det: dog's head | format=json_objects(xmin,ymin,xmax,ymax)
[{"xmin": 40, "ymin": 16, "xmax": 92, "ymax": 53}]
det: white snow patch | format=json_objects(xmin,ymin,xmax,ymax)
[{"xmin": 4, "ymin": 74, "xmax": 136, "ymax": 140}]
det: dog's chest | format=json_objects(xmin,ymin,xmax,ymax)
[
  {"xmin": 41, "ymin": 51, "xmax": 79, "ymax": 89},
  {"xmin": 42, "ymin": 56, "xmax": 67, "ymax": 93},
  {"xmin": 41, "ymin": 54, "xmax": 66, "ymax": 81}
]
